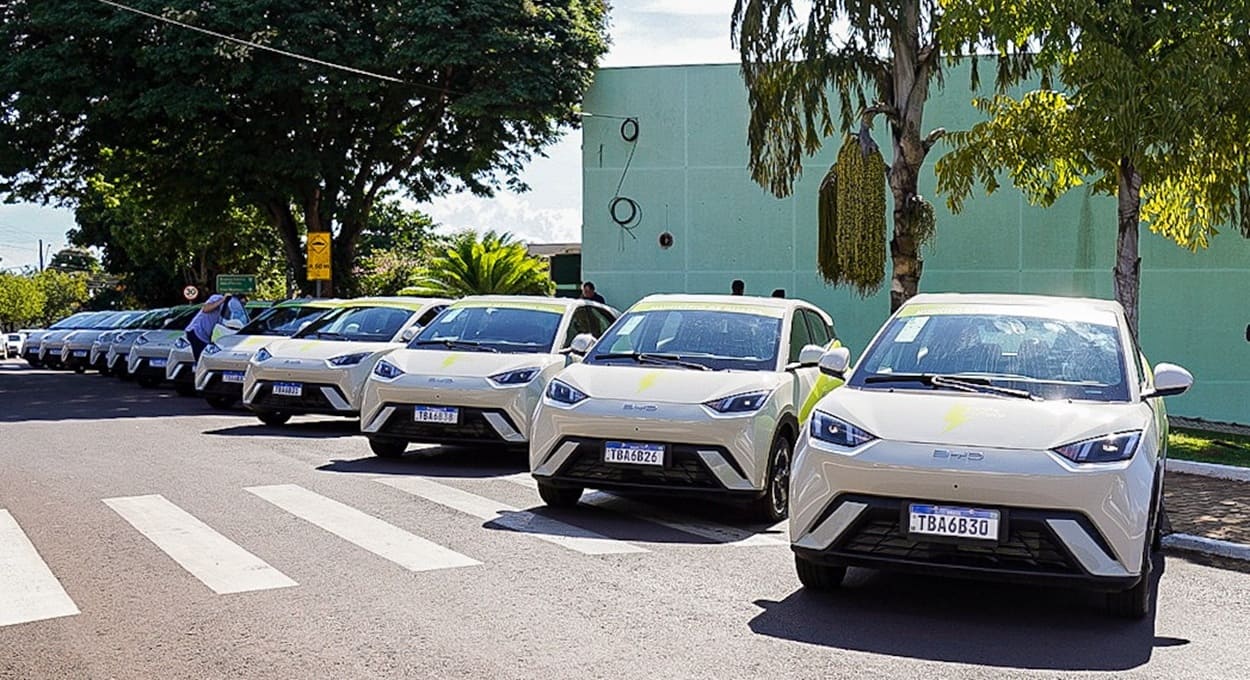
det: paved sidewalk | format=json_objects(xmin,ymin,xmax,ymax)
[{"xmin": 1164, "ymin": 472, "xmax": 1250, "ymax": 545}]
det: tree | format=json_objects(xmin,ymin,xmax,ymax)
[
  {"xmin": 48, "ymin": 247, "xmax": 101, "ymax": 274},
  {"xmin": 353, "ymin": 199, "xmax": 443, "ymax": 296},
  {"xmin": 0, "ymin": 273, "xmax": 45, "ymax": 331},
  {"xmin": 733, "ymin": 0, "xmax": 951, "ymax": 310},
  {"xmin": 0, "ymin": 1, "xmax": 610, "ymax": 295},
  {"xmin": 936, "ymin": 0, "xmax": 1250, "ymax": 336},
  {"xmin": 403, "ymin": 231, "xmax": 555, "ymax": 297},
  {"xmin": 33, "ymin": 268, "xmax": 89, "ymax": 325}
]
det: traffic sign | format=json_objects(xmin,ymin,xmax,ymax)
[
  {"xmin": 183, "ymin": 285, "xmax": 199, "ymax": 301},
  {"xmin": 307, "ymin": 232, "xmax": 331, "ymax": 281},
  {"xmin": 216, "ymin": 274, "xmax": 257, "ymax": 294}
]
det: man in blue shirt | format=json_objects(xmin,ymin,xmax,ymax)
[
  {"xmin": 185, "ymin": 293, "xmax": 230, "ymax": 360},
  {"xmin": 226, "ymin": 294, "xmax": 249, "ymax": 325}
]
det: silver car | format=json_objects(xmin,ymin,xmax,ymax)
[{"xmin": 790, "ymin": 293, "xmax": 1193, "ymax": 619}]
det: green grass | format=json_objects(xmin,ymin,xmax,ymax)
[{"xmin": 1168, "ymin": 427, "xmax": 1250, "ymax": 468}]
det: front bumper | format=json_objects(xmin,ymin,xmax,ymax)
[
  {"xmin": 128, "ymin": 348, "xmax": 172, "ymax": 379},
  {"xmin": 789, "ymin": 431, "xmax": 1154, "ymax": 581},
  {"xmin": 244, "ymin": 360, "xmax": 368, "ymax": 416},
  {"xmin": 361, "ymin": 375, "xmax": 542, "ymax": 446},
  {"xmin": 529, "ymin": 398, "xmax": 776, "ymax": 494},
  {"xmin": 62, "ymin": 342, "xmax": 94, "ymax": 368},
  {"xmin": 195, "ymin": 352, "xmax": 254, "ymax": 397}
]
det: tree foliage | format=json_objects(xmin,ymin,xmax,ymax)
[
  {"xmin": 936, "ymin": 0, "xmax": 1250, "ymax": 335},
  {"xmin": 0, "ymin": 273, "xmax": 46, "ymax": 331},
  {"xmin": 48, "ymin": 246, "xmax": 101, "ymax": 274},
  {"xmin": 733, "ymin": 0, "xmax": 951, "ymax": 310},
  {"xmin": 403, "ymin": 231, "xmax": 554, "ymax": 298},
  {"xmin": 818, "ymin": 135, "xmax": 889, "ymax": 293},
  {"xmin": 32, "ymin": 269, "xmax": 90, "ymax": 325},
  {"xmin": 0, "ymin": 0, "xmax": 610, "ymax": 295}
]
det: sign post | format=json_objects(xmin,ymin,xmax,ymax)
[
  {"xmin": 216, "ymin": 274, "xmax": 257, "ymax": 294},
  {"xmin": 306, "ymin": 232, "xmax": 331, "ymax": 297}
]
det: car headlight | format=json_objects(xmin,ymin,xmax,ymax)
[
  {"xmin": 112, "ymin": 333, "xmax": 129, "ymax": 344},
  {"xmin": 203, "ymin": 343, "xmax": 222, "ymax": 356},
  {"xmin": 703, "ymin": 390, "xmax": 771, "ymax": 413},
  {"xmin": 546, "ymin": 379, "xmax": 588, "ymax": 405},
  {"xmin": 134, "ymin": 335, "xmax": 149, "ymax": 346},
  {"xmin": 254, "ymin": 347, "xmax": 272, "ymax": 362},
  {"xmin": 328, "ymin": 352, "xmax": 370, "ymax": 367},
  {"xmin": 173, "ymin": 336, "xmax": 190, "ymax": 349},
  {"xmin": 373, "ymin": 360, "xmax": 404, "ymax": 379},
  {"xmin": 1052, "ymin": 431, "xmax": 1142, "ymax": 464},
  {"xmin": 488, "ymin": 367, "xmax": 541, "ymax": 386},
  {"xmin": 810, "ymin": 411, "xmax": 877, "ymax": 448}
]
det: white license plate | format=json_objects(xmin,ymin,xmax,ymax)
[
  {"xmin": 73, "ymin": 350, "xmax": 87, "ymax": 358},
  {"xmin": 272, "ymin": 382, "xmax": 302, "ymax": 397},
  {"xmin": 604, "ymin": 441, "xmax": 665, "ymax": 466},
  {"xmin": 908, "ymin": 504, "xmax": 999, "ymax": 540},
  {"xmin": 222, "ymin": 371, "xmax": 245, "ymax": 384},
  {"xmin": 149, "ymin": 358, "xmax": 168, "ymax": 368},
  {"xmin": 413, "ymin": 406, "xmax": 458, "ymax": 424}
]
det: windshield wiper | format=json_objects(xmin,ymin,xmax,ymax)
[
  {"xmin": 865, "ymin": 373, "xmax": 1039, "ymax": 401},
  {"xmin": 594, "ymin": 352, "xmax": 710, "ymax": 371},
  {"xmin": 414, "ymin": 339, "xmax": 500, "ymax": 353}
]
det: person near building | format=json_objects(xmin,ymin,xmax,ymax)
[
  {"xmin": 581, "ymin": 281, "xmax": 606, "ymax": 305},
  {"xmin": 731, "ymin": 280, "xmax": 745, "ymax": 295}
]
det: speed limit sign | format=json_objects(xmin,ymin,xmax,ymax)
[{"xmin": 183, "ymin": 285, "xmax": 199, "ymax": 301}]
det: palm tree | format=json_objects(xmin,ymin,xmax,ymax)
[{"xmin": 401, "ymin": 231, "xmax": 555, "ymax": 297}]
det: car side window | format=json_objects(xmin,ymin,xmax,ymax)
[
  {"xmin": 802, "ymin": 309, "xmax": 832, "ymax": 346},
  {"xmin": 416, "ymin": 307, "xmax": 443, "ymax": 327},
  {"xmin": 564, "ymin": 307, "xmax": 597, "ymax": 347},
  {"xmin": 589, "ymin": 307, "xmax": 616, "ymax": 335},
  {"xmin": 788, "ymin": 311, "xmax": 813, "ymax": 363}
]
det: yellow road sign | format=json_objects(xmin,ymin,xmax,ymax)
[{"xmin": 307, "ymin": 232, "xmax": 331, "ymax": 281}]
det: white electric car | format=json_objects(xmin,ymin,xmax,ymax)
[
  {"xmin": 126, "ymin": 306, "xmax": 199, "ymax": 388},
  {"xmin": 529, "ymin": 294, "xmax": 842, "ymax": 521},
  {"xmin": 360, "ymin": 295, "xmax": 618, "ymax": 457},
  {"xmin": 789, "ymin": 293, "xmax": 1192, "ymax": 619}
]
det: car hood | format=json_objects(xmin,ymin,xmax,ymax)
[
  {"xmin": 136, "ymin": 329, "xmax": 184, "ymax": 349},
  {"xmin": 383, "ymin": 348, "xmax": 564, "ymax": 378},
  {"xmin": 264, "ymin": 338, "xmax": 399, "ymax": 361},
  {"xmin": 41, "ymin": 330, "xmax": 75, "ymax": 343},
  {"xmin": 216, "ymin": 334, "xmax": 280, "ymax": 352},
  {"xmin": 556, "ymin": 363, "xmax": 784, "ymax": 404},
  {"xmin": 820, "ymin": 388, "xmax": 1151, "ymax": 450}
]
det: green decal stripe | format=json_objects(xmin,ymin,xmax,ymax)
[
  {"xmin": 452, "ymin": 300, "xmax": 566, "ymax": 313},
  {"xmin": 630, "ymin": 300, "xmax": 785, "ymax": 318}
]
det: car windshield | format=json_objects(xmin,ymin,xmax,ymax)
[
  {"xmin": 132, "ymin": 310, "xmax": 170, "ymax": 329},
  {"xmin": 50, "ymin": 313, "xmax": 90, "ymax": 329},
  {"xmin": 586, "ymin": 309, "xmax": 782, "ymax": 371},
  {"xmin": 90, "ymin": 312, "xmax": 128, "ymax": 328},
  {"xmin": 295, "ymin": 305, "xmax": 413, "ymax": 342},
  {"xmin": 157, "ymin": 308, "xmax": 197, "ymax": 330},
  {"xmin": 849, "ymin": 309, "xmax": 1130, "ymax": 402},
  {"xmin": 410, "ymin": 306, "xmax": 562, "ymax": 353},
  {"xmin": 239, "ymin": 304, "xmax": 331, "ymax": 337}
]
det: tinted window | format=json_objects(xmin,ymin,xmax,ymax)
[
  {"xmin": 590, "ymin": 307, "xmax": 617, "ymax": 333},
  {"xmin": 788, "ymin": 311, "xmax": 813, "ymax": 363},
  {"xmin": 416, "ymin": 307, "xmax": 444, "ymax": 327},
  {"xmin": 239, "ymin": 305, "xmax": 331, "ymax": 337},
  {"xmin": 412, "ymin": 306, "xmax": 563, "ymax": 353},
  {"xmin": 296, "ymin": 306, "xmax": 414, "ymax": 342},
  {"xmin": 802, "ymin": 310, "xmax": 833, "ymax": 346},
  {"xmin": 587, "ymin": 309, "xmax": 782, "ymax": 371},
  {"xmin": 564, "ymin": 307, "xmax": 601, "ymax": 346},
  {"xmin": 850, "ymin": 311, "xmax": 1129, "ymax": 401}
]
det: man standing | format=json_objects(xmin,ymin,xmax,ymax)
[
  {"xmin": 731, "ymin": 280, "xmax": 745, "ymax": 295},
  {"xmin": 185, "ymin": 293, "xmax": 229, "ymax": 361},
  {"xmin": 581, "ymin": 281, "xmax": 606, "ymax": 305}
]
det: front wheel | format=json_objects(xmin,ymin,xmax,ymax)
[
  {"xmin": 537, "ymin": 481, "xmax": 583, "ymax": 508},
  {"xmin": 73, "ymin": 365, "xmax": 86, "ymax": 374},
  {"xmin": 795, "ymin": 554, "xmax": 846, "ymax": 591},
  {"xmin": 369, "ymin": 438, "xmax": 407, "ymax": 458},
  {"xmin": 1106, "ymin": 510, "xmax": 1157, "ymax": 619},
  {"xmin": 749, "ymin": 433, "xmax": 793, "ymax": 522},
  {"xmin": 255, "ymin": 410, "xmax": 291, "ymax": 426}
]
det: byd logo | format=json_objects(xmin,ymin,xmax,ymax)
[
  {"xmin": 622, "ymin": 403, "xmax": 658, "ymax": 412},
  {"xmin": 933, "ymin": 449, "xmax": 985, "ymax": 462}
]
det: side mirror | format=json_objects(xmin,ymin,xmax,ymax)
[
  {"xmin": 400, "ymin": 327, "xmax": 419, "ymax": 342},
  {"xmin": 568, "ymin": 333, "xmax": 597, "ymax": 356},
  {"xmin": 818, "ymin": 347, "xmax": 851, "ymax": 378},
  {"xmin": 223, "ymin": 320, "xmax": 244, "ymax": 331},
  {"xmin": 1143, "ymin": 363, "xmax": 1193, "ymax": 398}
]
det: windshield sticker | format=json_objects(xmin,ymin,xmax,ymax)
[
  {"xmin": 439, "ymin": 308, "xmax": 464, "ymax": 323},
  {"xmin": 895, "ymin": 316, "xmax": 928, "ymax": 343},
  {"xmin": 631, "ymin": 300, "xmax": 785, "ymax": 318},
  {"xmin": 617, "ymin": 315, "xmax": 645, "ymax": 335}
]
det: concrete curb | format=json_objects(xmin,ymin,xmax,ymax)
[
  {"xmin": 1163, "ymin": 533, "xmax": 1250, "ymax": 562},
  {"xmin": 1165, "ymin": 459, "xmax": 1250, "ymax": 483}
]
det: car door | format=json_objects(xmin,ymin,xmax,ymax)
[
  {"xmin": 786, "ymin": 308, "xmax": 822, "ymax": 416},
  {"xmin": 797, "ymin": 308, "xmax": 843, "ymax": 421}
]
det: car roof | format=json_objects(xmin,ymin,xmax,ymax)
[
  {"xmin": 341, "ymin": 296, "xmax": 453, "ymax": 311},
  {"xmin": 902, "ymin": 293, "xmax": 1125, "ymax": 315},
  {"xmin": 630, "ymin": 294, "xmax": 820, "ymax": 317},
  {"xmin": 272, "ymin": 297, "xmax": 345, "ymax": 309},
  {"xmin": 449, "ymin": 295, "xmax": 580, "ymax": 312}
]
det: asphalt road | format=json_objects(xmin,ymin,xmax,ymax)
[{"xmin": 2, "ymin": 358, "xmax": 1249, "ymax": 680}]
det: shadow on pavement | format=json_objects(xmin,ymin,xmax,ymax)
[
  {"xmin": 204, "ymin": 419, "xmax": 361, "ymax": 439},
  {"xmin": 0, "ymin": 363, "xmax": 219, "ymax": 422},
  {"xmin": 747, "ymin": 553, "xmax": 1175, "ymax": 671},
  {"xmin": 317, "ymin": 447, "xmax": 528, "ymax": 478}
]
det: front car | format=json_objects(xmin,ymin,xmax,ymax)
[
  {"xmin": 105, "ymin": 309, "xmax": 170, "ymax": 378},
  {"xmin": 195, "ymin": 298, "xmax": 342, "ymax": 408},
  {"xmin": 61, "ymin": 311, "xmax": 144, "ymax": 373},
  {"xmin": 529, "ymin": 294, "xmax": 840, "ymax": 521},
  {"xmin": 126, "ymin": 306, "xmax": 199, "ymax": 387},
  {"xmin": 360, "ymin": 296, "xmax": 618, "ymax": 457},
  {"xmin": 789, "ymin": 293, "xmax": 1193, "ymax": 618},
  {"xmin": 36, "ymin": 312, "xmax": 107, "ymax": 367},
  {"xmin": 242, "ymin": 297, "xmax": 449, "ymax": 425},
  {"xmin": 7, "ymin": 331, "xmax": 31, "ymax": 357}
]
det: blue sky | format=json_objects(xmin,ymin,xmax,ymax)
[{"xmin": 0, "ymin": 1, "xmax": 738, "ymax": 272}]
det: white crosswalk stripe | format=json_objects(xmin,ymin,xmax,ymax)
[
  {"xmin": 246, "ymin": 484, "xmax": 479, "ymax": 572},
  {"xmin": 503, "ymin": 474, "xmax": 789, "ymax": 546},
  {"xmin": 103, "ymin": 494, "xmax": 297, "ymax": 594},
  {"xmin": 377, "ymin": 476, "xmax": 648, "ymax": 555},
  {"xmin": 0, "ymin": 510, "xmax": 79, "ymax": 627}
]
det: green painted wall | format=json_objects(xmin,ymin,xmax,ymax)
[{"xmin": 581, "ymin": 63, "xmax": 1250, "ymax": 424}]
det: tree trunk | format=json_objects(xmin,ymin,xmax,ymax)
[
  {"xmin": 884, "ymin": 0, "xmax": 930, "ymax": 313},
  {"xmin": 265, "ymin": 200, "xmax": 306, "ymax": 294},
  {"xmin": 888, "ymin": 160, "xmax": 922, "ymax": 311},
  {"xmin": 1115, "ymin": 157, "xmax": 1143, "ymax": 338}
]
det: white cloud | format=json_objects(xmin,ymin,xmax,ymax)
[
  {"xmin": 630, "ymin": 0, "xmax": 737, "ymax": 17},
  {"xmin": 419, "ymin": 193, "xmax": 582, "ymax": 245}
]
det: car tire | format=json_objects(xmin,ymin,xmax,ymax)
[
  {"xmin": 795, "ymin": 554, "xmax": 846, "ymax": 591},
  {"xmin": 27, "ymin": 359, "xmax": 42, "ymax": 368},
  {"xmin": 537, "ymin": 481, "xmax": 583, "ymax": 508},
  {"xmin": 136, "ymin": 375, "xmax": 162, "ymax": 388},
  {"xmin": 1106, "ymin": 511, "xmax": 1156, "ymax": 619},
  {"xmin": 205, "ymin": 395, "xmax": 236, "ymax": 410},
  {"xmin": 369, "ymin": 438, "xmax": 408, "ymax": 458},
  {"xmin": 73, "ymin": 365, "xmax": 86, "ymax": 374},
  {"xmin": 255, "ymin": 411, "xmax": 291, "ymax": 426},
  {"xmin": 749, "ymin": 433, "xmax": 793, "ymax": 522}
]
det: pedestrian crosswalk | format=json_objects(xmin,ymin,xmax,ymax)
[{"xmin": 0, "ymin": 476, "xmax": 789, "ymax": 628}]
